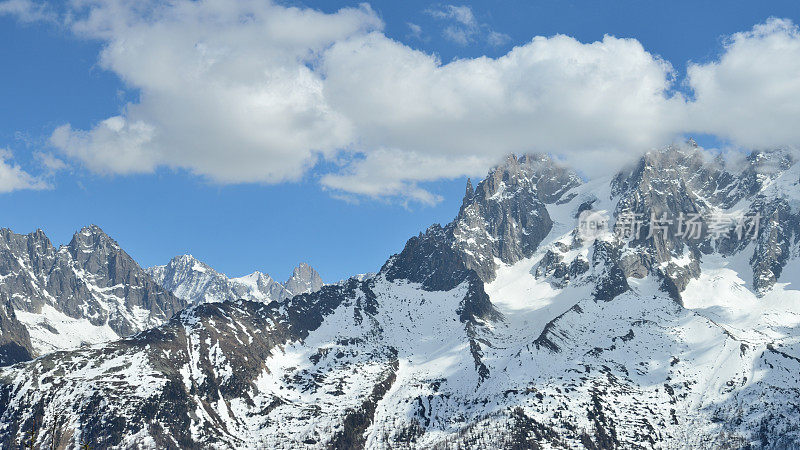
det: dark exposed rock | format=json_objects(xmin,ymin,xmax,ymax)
[
  {"xmin": 458, "ymin": 272, "xmax": 502, "ymax": 324},
  {"xmin": 747, "ymin": 198, "xmax": 799, "ymax": 295},
  {"xmin": 451, "ymin": 154, "xmax": 564, "ymax": 281},
  {"xmin": 590, "ymin": 241, "xmax": 629, "ymax": 302},
  {"xmin": 0, "ymin": 300, "xmax": 33, "ymax": 366},
  {"xmin": 326, "ymin": 359, "xmax": 398, "ymax": 450},
  {"xmin": 382, "ymin": 224, "xmax": 471, "ymax": 292}
]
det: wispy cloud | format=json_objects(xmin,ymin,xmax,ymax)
[
  {"xmin": 487, "ymin": 30, "xmax": 511, "ymax": 47},
  {"xmin": 425, "ymin": 4, "xmax": 508, "ymax": 46},
  {"xmin": 407, "ymin": 22, "xmax": 423, "ymax": 39},
  {"xmin": 0, "ymin": 0, "xmax": 54, "ymax": 23},
  {"xmin": 428, "ymin": 5, "xmax": 477, "ymax": 27},
  {"xmin": 34, "ymin": 151, "xmax": 68, "ymax": 176},
  {"xmin": 0, "ymin": 149, "xmax": 50, "ymax": 193}
]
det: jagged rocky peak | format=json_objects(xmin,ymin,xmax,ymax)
[
  {"xmin": 463, "ymin": 153, "xmax": 582, "ymax": 207},
  {"xmin": 384, "ymin": 153, "xmax": 582, "ymax": 286},
  {"xmin": 452, "ymin": 153, "xmax": 581, "ymax": 280},
  {"xmin": 0, "ymin": 225, "xmax": 186, "ymax": 362},
  {"xmin": 612, "ymin": 144, "xmax": 733, "ymax": 210},
  {"xmin": 605, "ymin": 144, "xmax": 800, "ymax": 297},
  {"xmin": 606, "ymin": 146, "xmax": 715, "ymax": 287},
  {"xmin": 284, "ymin": 262, "xmax": 324, "ymax": 295},
  {"xmin": 737, "ymin": 147, "xmax": 795, "ymax": 198},
  {"xmin": 0, "ymin": 228, "xmax": 56, "ymax": 280},
  {"xmin": 67, "ymin": 225, "xmax": 142, "ymax": 284},
  {"xmin": 147, "ymin": 254, "xmax": 245, "ymax": 304},
  {"xmin": 69, "ymin": 223, "xmax": 118, "ymax": 249}
]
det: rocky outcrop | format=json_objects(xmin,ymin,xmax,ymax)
[
  {"xmin": 452, "ymin": 154, "xmax": 578, "ymax": 281},
  {"xmin": 606, "ymin": 144, "xmax": 800, "ymax": 298},
  {"xmin": 0, "ymin": 300, "xmax": 33, "ymax": 366}
]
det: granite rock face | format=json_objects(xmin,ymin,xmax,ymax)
[
  {"xmin": 605, "ymin": 145, "xmax": 800, "ymax": 299},
  {"xmin": 0, "ymin": 225, "xmax": 186, "ymax": 361},
  {"xmin": 0, "ymin": 301, "xmax": 33, "ymax": 366},
  {"xmin": 385, "ymin": 153, "xmax": 581, "ymax": 286},
  {"xmin": 284, "ymin": 262, "xmax": 324, "ymax": 296}
]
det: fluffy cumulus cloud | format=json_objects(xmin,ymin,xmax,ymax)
[
  {"xmin": 322, "ymin": 32, "xmax": 682, "ymax": 184},
  {"xmin": 46, "ymin": 0, "xmax": 381, "ymax": 184},
  {"xmin": 0, "ymin": 149, "xmax": 49, "ymax": 193},
  {"xmin": 3, "ymin": 1, "xmax": 800, "ymax": 203},
  {"xmin": 686, "ymin": 18, "xmax": 800, "ymax": 148}
]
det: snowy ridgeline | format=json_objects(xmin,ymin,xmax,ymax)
[
  {"xmin": 1, "ymin": 145, "xmax": 800, "ymax": 448},
  {"xmin": 0, "ymin": 226, "xmax": 323, "ymax": 361},
  {"xmin": 146, "ymin": 255, "xmax": 323, "ymax": 305}
]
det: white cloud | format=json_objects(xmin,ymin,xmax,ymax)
[
  {"xmin": 50, "ymin": 116, "xmax": 157, "ymax": 175},
  {"xmin": 3, "ymin": 2, "xmax": 800, "ymax": 204},
  {"xmin": 686, "ymin": 18, "xmax": 800, "ymax": 149},
  {"xmin": 428, "ymin": 5, "xmax": 477, "ymax": 27},
  {"xmin": 34, "ymin": 151, "xmax": 68, "ymax": 174},
  {"xmin": 321, "ymin": 149, "xmax": 494, "ymax": 206},
  {"xmin": 49, "ymin": 0, "xmax": 381, "ymax": 183},
  {"xmin": 0, "ymin": 149, "xmax": 49, "ymax": 193},
  {"xmin": 487, "ymin": 30, "xmax": 511, "ymax": 47},
  {"xmin": 322, "ymin": 32, "xmax": 683, "ymax": 179}
]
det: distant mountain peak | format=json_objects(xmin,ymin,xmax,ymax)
[
  {"xmin": 284, "ymin": 262, "xmax": 324, "ymax": 296},
  {"xmin": 148, "ymin": 256, "xmax": 323, "ymax": 304}
]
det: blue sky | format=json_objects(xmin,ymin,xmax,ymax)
[{"xmin": 1, "ymin": 0, "xmax": 799, "ymax": 282}]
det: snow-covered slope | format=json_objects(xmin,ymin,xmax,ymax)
[
  {"xmin": 2, "ymin": 147, "xmax": 800, "ymax": 448},
  {"xmin": 0, "ymin": 225, "xmax": 186, "ymax": 363},
  {"xmin": 147, "ymin": 255, "xmax": 323, "ymax": 304}
]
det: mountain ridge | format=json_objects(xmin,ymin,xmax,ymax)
[
  {"xmin": 146, "ymin": 255, "xmax": 323, "ymax": 304},
  {"xmin": 0, "ymin": 224, "xmax": 186, "ymax": 363},
  {"xmin": 1, "ymin": 146, "xmax": 800, "ymax": 448}
]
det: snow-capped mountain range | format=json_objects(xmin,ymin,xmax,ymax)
[
  {"xmin": 2, "ymin": 144, "xmax": 800, "ymax": 448},
  {"xmin": 0, "ymin": 225, "xmax": 186, "ymax": 362},
  {"xmin": 147, "ymin": 255, "xmax": 323, "ymax": 304},
  {"xmin": 0, "ymin": 226, "xmax": 322, "ymax": 366}
]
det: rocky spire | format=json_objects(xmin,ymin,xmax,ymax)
[
  {"xmin": 284, "ymin": 262, "xmax": 324, "ymax": 296},
  {"xmin": 386, "ymin": 153, "xmax": 581, "ymax": 285}
]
